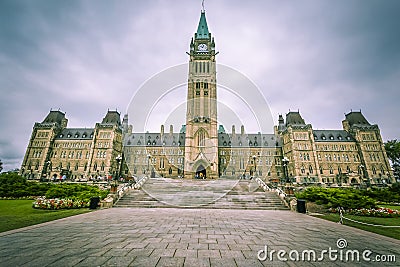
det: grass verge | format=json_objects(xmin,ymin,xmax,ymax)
[
  {"xmin": 0, "ymin": 200, "xmax": 91, "ymax": 233},
  {"xmin": 317, "ymin": 213, "xmax": 400, "ymax": 240}
]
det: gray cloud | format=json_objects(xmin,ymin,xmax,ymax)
[{"xmin": 1, "ymin": 0, "xmax": 399, "ymax": 171}]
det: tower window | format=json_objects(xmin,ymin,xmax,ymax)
[
  {"xmin": 204, "ymin": 83, "xmax": 208, "ymax": 89},
  {"xmin": 196, "ymin": 82, "xmax": 201, "ymax": 89}
]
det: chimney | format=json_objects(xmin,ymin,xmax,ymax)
[
  {"xmin": 241, "ymin": 125, "xmax": 245, "ymax": 135},
  {"xmin": 161, "ymin": 125, "xmax": 164, "ymax": 135},
  {"xmin": 170, "ymin": 125, "xmax": 173, "ymax": 135}
]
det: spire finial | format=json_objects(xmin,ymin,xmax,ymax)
[{"xmin": 202, "ymin": 0, "xmax": 205, "ymax": 12}]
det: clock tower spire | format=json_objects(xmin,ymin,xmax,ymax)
[{"xmin": 184, "ymin": 10, "xmax": 218, "ymax": 179}]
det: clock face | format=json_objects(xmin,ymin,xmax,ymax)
[{"xmin": 197, "ymin": 43, "xmax": 208, "ymax": 51}]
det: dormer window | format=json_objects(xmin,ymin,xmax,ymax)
[
  {"xmin": 321, "ymin": 135, "xmax": 326, "ymax": 140},
  {"xmin": 67, "ymin": 134, "xmax": 71, "ymax": 138},
  {"xmin": 329, "ymin": 136, "xmax": 334, "ymax": 140},
  {"xmin": 314, "ymin": 135, "xmax": 318, "ymax": 140},
  {"xmin": 59, "ymin": 134, "xmax": 63, "ymax": 138},
  {"xmin": 338, "ymin": 135, "xmax": 342, "ymax": 140}
]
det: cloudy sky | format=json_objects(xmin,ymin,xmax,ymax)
[{"xmin": 1, "ymin": 0, "xmax": 399, "ymax": 171}]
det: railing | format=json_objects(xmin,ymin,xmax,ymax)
[
  {"xmin": 133, "ymin": 175, "xmax": 149, "ymax": 189},
  {"xmin": 255, "ymin": 177, "xmax": 271, "ymax": 191}
]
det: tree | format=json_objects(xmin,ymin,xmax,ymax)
[
  {"xmin": 385, "ymin": 140, "xmax": 400, "ymax": 164},
  {"xmin": 0, "ymin": 159, "xmax": 3, "ymax": 173},
  {"xmin": 385, "ymin": 140, "xmax": 400, "ymax": 181}
]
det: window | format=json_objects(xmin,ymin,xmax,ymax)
[
  {"xmin": 204, "ymin": 82, "xmax": 208, "ymax": 89},
  {"xmin": 347, "ymin": 166, "xmax": 351, "ymax": 173},
  {"xmin": 197, "ymin": 129, "xmax": 206, "ymax": 147},
  {"xmin": 204, "ymin": 91, "xmax": 208, "ymax": 96},
  {"xmin": 196, "ymin": 90, "xmax": 200, "ymax": 96},
  {"xmin": 301, "ymin": 165, "xmax": 305, "ymax": 174},
  {"xmin": 309, "ymin": 165, "xmax": 313, "ymax": 174},
  {"xmin": 319, "ymin": 166, "xmax": 323, "ymax": 174},
  {"xmin": 196, "ymin": 82, "xmax": 201, "ymax": 89}
]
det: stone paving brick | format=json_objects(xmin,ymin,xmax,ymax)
[
  {"xmin": 208, "ymin": 243, "xmax": 229, "ymax": 250},
  {"xmin": 104, "ymin": 256, "xmax": 135, "ymax": 266},
  {"xmin": 75, "ymin": 256, "xmax": 111, "ymax": 266},
  {"xmin": 146, "ymin": 242, "xmax": 169, "ymax": 249},
  {"xmin": 188, "ymin": 243, "xmax": 208, "ymax": 250},
  {"xmin": 219, "ymin": 249, "xmax": 245, "ymax": 259},
  {"xmin": 199, "ymin": 238, "xmax": 218, "ymax": 244},
  {"xmin": 151, "ymin": 248, "xmax": 176, "ymax": 257},
  {"xmin": 198, "ymin": 249, "xmax": 221, "ymax": 258},
  {"xmin": 156, "ymin": 256, "xmax": 185, "ymax": 267},
  {"xmin": 47, "ymin": 256, "xmax": 87, "ymax": 267},
  {"xmin": 174, "ymin": 249, "xmax": 197, "ymax": 258},
  {"xmin": 103, "ymin": 248, "xmax": 131, "ymax": 257},
  {"xmin": 190, "ymin": 233, "xmax": 207, "ymax": 239},
  {"xmin": 184, "ymin": 257, "xmax": 210, "ymax": 267},
  {"xmin": 130, "ymin": 255, "xmax": 160, "ymax": 266},
  {"xmin": 235, "ymin": 258, "xmax": 264, "ymax": 267},
  {"xmin": 127, "ymin": 248, "xmax": 154, "ymax": 257},
  {"xmin": 228, "ymin": 244, "xmax": 251, "ymax": 251},
  {"xmin": 167, "ymin": 242, "xmax": 189, "ymax": 249},
  {"xmin": 209, "ymin": 258, "xmax": 238, "ymax": 267},
  {"xmin": 125, "ymin": 242, "xmax": 149, "ymax": 249}
]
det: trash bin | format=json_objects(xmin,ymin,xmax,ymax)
[
  {"xmin": 297, "ymin": 199, "xmax": 306, "ymax": 213},
  {"xmin": 89, "ymin": 197, "xmax": 100, "ymax": 209}
]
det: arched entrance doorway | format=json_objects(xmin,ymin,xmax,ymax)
[{"xmin": 195, "ymin": 165, "xmax": 206, "ymax": 179}]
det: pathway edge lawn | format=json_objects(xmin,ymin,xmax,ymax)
[
  {"xmin": 313, "ymin": 213, "xmax": 400, "ymax": 240},
  {"xmin": 0, "ymin": 200, "xmax": 91, "ymax": 233}
]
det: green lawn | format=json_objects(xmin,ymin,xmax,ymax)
[
  {"xmin": 318, "ymin": 213, "xmax": 400, "ymax": 240},
  {"xmin": 0, "ymin": 200, "xmax": 91, "ymax": 233}
]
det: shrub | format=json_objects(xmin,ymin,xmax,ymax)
[{"xmin": 295, "ymin": 187, "xmax": 376, "ymax": 209}]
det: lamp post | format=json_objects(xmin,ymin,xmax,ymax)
[
  {"xmin": 282, "ymin": 157, "xmax": 289, "ymax": 184},
  {"xmin": 282, "ymin": 156, "xmax": 292, "ymax": 195},
  {"xmin": 252, "ymin": 155, "xmax": 257, "ymax": 178},
  {"xmin": 115, "ymin": 154, "xmax": 122, "ymax": 181},
  {"xmin": 359, "ymin": 164, "xmax": 369, "ymax": 188},
  {"xmin": 147, "ymin": 154, "xmax": 151, "ymax": 176}
]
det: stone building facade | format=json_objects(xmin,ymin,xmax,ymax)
[{"xmin": 21, "ymin": 110, "xmax": 123, "ymax": 180}]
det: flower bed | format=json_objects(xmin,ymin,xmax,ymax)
[
  {"xmin": 32, "ymin": 197, "xmax": 88, "ymax": 210},
  {"xmin": 329, "ymin": 207, "xmax": 400, "ymax": 218}
]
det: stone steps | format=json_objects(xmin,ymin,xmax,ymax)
[{"xmin": 114, "ymin": 178, "xmax": 288, "ymax": 210}]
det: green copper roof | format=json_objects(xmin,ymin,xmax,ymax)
[{"xmin": 196, "ymin": 11, "xmax": 209, "ymax": 39}]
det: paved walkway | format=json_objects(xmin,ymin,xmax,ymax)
[{"xmin": 0, "ymin": 208, "xmax": 399, "ymax": 266}]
